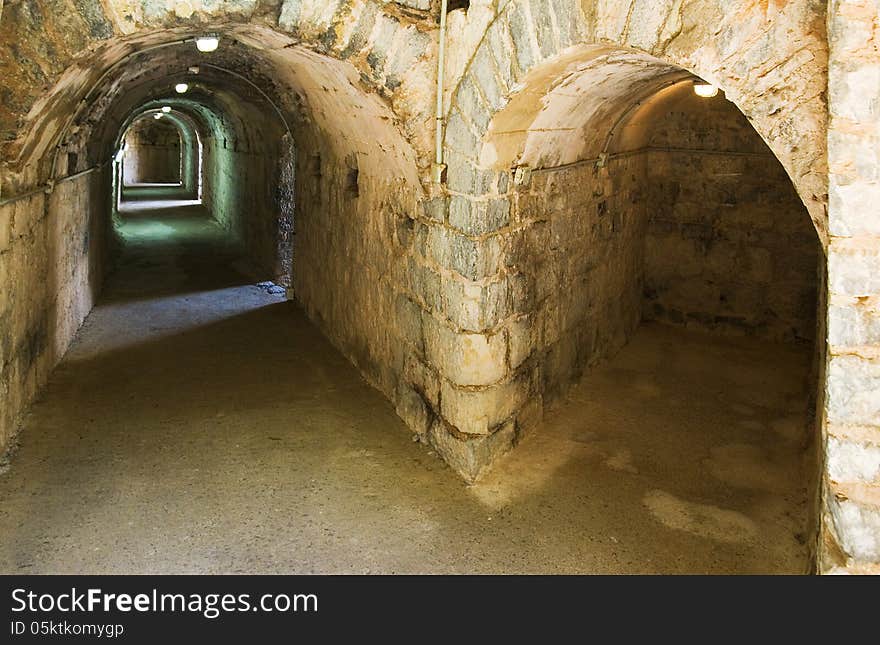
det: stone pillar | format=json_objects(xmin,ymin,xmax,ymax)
[{"xmin": 823, "ymin": 0, "xmax": 880, "ymax": 573}]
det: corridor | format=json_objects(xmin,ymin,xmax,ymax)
[{"xmin": 0, "ymin": 200, "xmax": 812, "ymax": 574}]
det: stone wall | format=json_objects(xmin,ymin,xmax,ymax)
[
  {"xmin": 202, "ymin": 132, "xmax": 285, "ymax": 283},
  {"xmin": 2, "ymin": 0, "xmax": 879, "ymax": 573},
  {"xmin": 514, "ymin": 157, "xmax": 648, "ymax": 404},
  {"xmin": 823, "ymin": 0, "xmax": 880, "ymax": 573},
  {"xmin": 122, "ymin": 118, "xmax": 181, "ymax": 185},
  {"xmin": 430, "ymin": 0, "xmax": 831, "ymax": 487},
  {"xmin": 0, "ymin": 169, "xmax": 109, "ymax": 453},
  {"xmin": 641, "ymin": 89, "xmax": 820, "ymax": 343}
]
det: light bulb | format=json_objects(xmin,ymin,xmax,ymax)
[
  {"xmin": 161, "ymin": 106, "xmax": 171, "ymax": 113},
  {"xmin": 693, "ymin": 82, "xmax": 719, "ymax": 98},
  {"xmin": 175, "ymin": 83, "xmax": 189, "ymax": 94},
  {"xmin": 195, "ymin": 37, "xmax": 219, "ymax": 53},
  {"xmin": 154, "ymin": 113, "xmax": 163, "ymax": 119}
]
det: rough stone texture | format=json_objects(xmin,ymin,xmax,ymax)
[
  {"xmin": 0, "ymin": 170, "xmax": 109, "ymax": 451},
  {"xmin": 640, "ymin": 86, "xmax": 820, "ymax": 342},
  {"xmin": 0, "ymin": 0, "xmax": 878, "ymax": 572},
  {"xmin": 0, "ymin": 6, "xmax": 430, "ymax": 486},
  {"xmin": 822, "ymin": 0, "xmax": 880, "ymax": 574},
  {"xmin": 511, "ymin": 158, "xmax": 648, "ymax": 404},
  {"xmin": 122, "ymin": 116, "xmax": 182, "ymax": 185},
  {"xmin": 446, "ymin": 0, "xmax": 828, "ymax": 237}
]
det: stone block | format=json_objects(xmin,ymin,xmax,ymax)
[
  {"xmin": 506, "ymin": 3, "xmax": 537, "ymax": 78},
  {"xmin": 442, "ymin": 274, "xmax": 509, "ymax": 331},
  {"xmin": 829, "ymin": 298, "xmax": 880, "ymax": 347},
  {"xmin": 828, "ymin": 435, "xmax": 880, "ymax": 484},
  {"xmin": 507, "ymin": 315, "xmax": 533, "ymax": 368},
  {"xmin": 427, "ymin": 225, "xmax": 504, "ymax": 280},
  {"xmin": 396, "ymin": 293, "xmax": 425, "ymax": 352},
  {"xmin": 827, "ymin": 355, "xmax": 880, "ymax": 426},
  {"xmin": 421, "ymin": 196, "xmax": 449, "ymax": 223},
  {"xmin": 529, "ymin": 0, "xmax": 558, "ymax": 59},
  {"xmin": 470, "ymin": 48, "xmax": 505, "ymax": 111},
  {"xmin": 423, "ymin": 312, "xmax": 508, "ymax": 386},
  {"xmin": 404, "ymin": 354, "xmax": 441, "ymax": 407},
  {"xmin": 448, "ymin": 196, "xmax": 510, "ymax": 236},
  {"xmin": 455, "ymin": 75, "xmax": 492, "ymax": 133},
  {"xmin": 829, "ymin": 241, "xmax": 880, "ymax": 298},
  {"xmin": 445, "ymin": 151, "xmax": 495, "ymax": 195},
  {"xmin": 828, "ymin": 493, "xmax": 880, "ymax": 563},
  {"xmin": 395, "ymin": 383, "xmax": 433, "ymax": 437},
  {"xmin": 440, "ymin": 376, "xmax": 528, "ymax": 436},
  {"xmin": 427, "ymin": 418, "xmax": 517, "ymax": 483},
  {"xmin": 829, "ymin": 182, "xmax": 880, "ymax": 237}
]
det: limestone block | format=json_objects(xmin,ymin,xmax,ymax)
[
  {"xmin": 395, "ymin": 293, "xmax": 425, "ymax": 352},
  {"xmin": 827, "ymin": 355, "xmax": 880, "ymax": 426},
  {"xmin": 421, "ymin": 196, "xmax": 448, "ymax": 223},
  {"xmin": 527, "ymin": 0, "xmax": 558, "ymax": 59},
  {"xmin": 829, "ymin": 493, "xmax": 880, "ymax": 562},
  {"xmin": 442, "ymin": 273, "xmax": 509, "ymax": 331},
  {"xmin": 829, "ymin": 242, "xmax": 880, "ymax": 297},
  {"xmin": 507, "ymin": 314, "xmax": 533, "ymax": 369},
  {"xmin": 829, "ymin": 298, "xmax": 880, "ymax": 347},
  {"xmin": 445, "ymin": 151, "xmax": 495, "ymax": 195},
  {"xmin": 506, "ymin": 2, "xmax": 538, "ymax": 75},
  {"xmin": 548, "ymin": 0, "xmax": 586, "ymax": 49},
  {"xmin": 595, "ymin": 0, "xmax": 633, "ymax": 42},
  {"xmin": 440, "ymin": 376, "xmax": 527, "ymax": 435},
  {"xmin": 423, "ymin": 312, "xmax": 508, "ymax": 386},
  {"xmin": 829, "ymin": 182, "xmax": 880, "ymax": 237},
  {"xmin": 427, "ymin": 225, "xmax": 504, "ymax": 280},
  {"xmin": 448, "ymin": 196, "xmax": 510, "ymax": 236},
  {"xmin": 395, "ymin": 382, "xmax": 433, "ymax": 436},
  {"xmin": 828, "ymin": 435, "xmax": 880, "ymax": 484},
  {"xmin": 445, "ymin": 111, "xmax": 480, "ymax": 155},
  {"xmin": 404, "ymin": 354, "xmax": 440, "ymax": 407},
  {"xmin": 428, "ymin": 418, "xmax": 517, "ymax": 482},
  {"xmin": 455, "ymin": 75, "xmax": 492, "ymax": 132}
]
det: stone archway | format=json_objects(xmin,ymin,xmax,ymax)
[
  {"xmin": 0, "ymin": 5, "xmax": 434, "ymax": 490},
  {"xmin": 419, "ymin": 0, "xmax": 837, "ymax": 569}
]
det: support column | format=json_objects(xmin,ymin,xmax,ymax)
[{"xmin": 823, "ymin": 0, "xmax": 880, "ymax": 573}]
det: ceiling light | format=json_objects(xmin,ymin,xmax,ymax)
[
  {"xmin": 175, "ymin": 83, "xmax": 189, "ymax": 94},
  {"xmin": 693, "ymin": 81, "xmax": 719, "ymax": 98},
  {"xmin": 161, "ymin": 106, "xmax": 171, "ymax": 113},
  {"xmin": 195, "ymin": 36, "xmax": 219, "ymax": 53},
  {"xmin": 154, "ymin": 113, "xmax": 164, "ymax": 119}
]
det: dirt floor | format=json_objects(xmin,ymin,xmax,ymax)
[{"xmin": 0, "ymin": 200, "xmax": 814, "ymax": 574}]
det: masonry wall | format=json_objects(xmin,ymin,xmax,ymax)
[
  {"xmin": 823, "ymin": 0, "xmax": 880, "ymax": 573},
  {"xmin": 514, "ymin": 157, "xmax": 648, "ymax": 403},
  {"xmin": 293, "ymin": 144, "xmax": 418, "ymax": 406},
  {"xmin": 123, "ymin": 119, "xmax": 181, "ymax": 185},
  {"xmin": 641, "ymin": 92, "xmax": 820, "ymax": 342},
  {"xmin": 201, "ymin": 121, "xmax": 287, "ymax": 285},
  {"xmin": 0, "ymin": 170, "xmax": 109, "ymax": 451}
]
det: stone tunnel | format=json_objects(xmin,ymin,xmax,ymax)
[{"xmin": 0, "ymin": 0, "xmax": 878, "ymax": 574}]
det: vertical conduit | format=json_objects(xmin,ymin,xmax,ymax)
[{"xmin": 433, "ymin": 0, "xmax": 449, "ymax": 183}]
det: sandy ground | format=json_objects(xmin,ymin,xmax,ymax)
[{"xmin": 0, "ymin": 201, "xmax": 813, "ymax": 574}]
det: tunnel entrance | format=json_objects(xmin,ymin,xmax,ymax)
[
  {"xmin": 440, "ymin": 47, "xmax": 824, "ymax": 568},
  {"xmin": 121, "ymin": 114, "xmax": 183, "ymax": 187}
]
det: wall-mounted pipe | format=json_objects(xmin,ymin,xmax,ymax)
[
  {"xmin": 0, "ymin": 164, "xmax": 106, "ymax": 207},
  {"xmin": 432, "ymin": 0, "xmax": 449, "ymax": 183}
]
